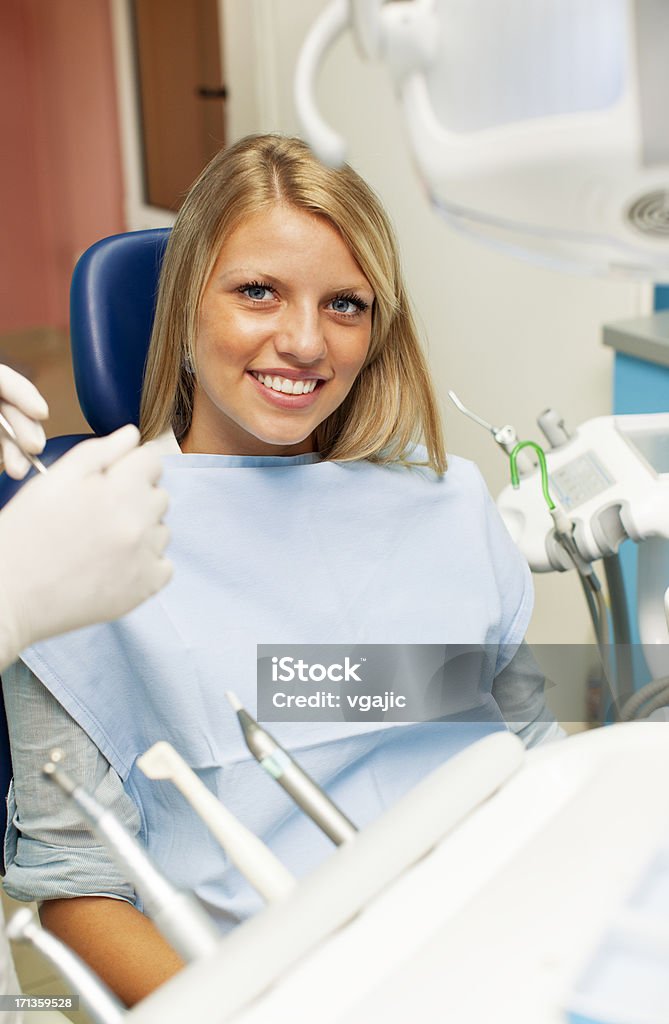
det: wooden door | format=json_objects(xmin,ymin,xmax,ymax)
[{"xmin": 132, "ymin": 0, "xmax": 226, "ymax": 212}]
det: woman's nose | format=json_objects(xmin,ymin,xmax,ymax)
[{"xmin": 275, "ymin": 304, "xmax": 327, "ymax": 363}]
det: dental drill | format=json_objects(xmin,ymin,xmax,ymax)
[
  {"xmin": 6, "ymin": 908, "xmax": 124, "ymax": 1024},
  {"xmin": 225, "ymin": 692, "xmax": 358, "ymax": 846},
  {"xmin": 42, "ymin": 751, "xmax": 220, "ymax": 963}
]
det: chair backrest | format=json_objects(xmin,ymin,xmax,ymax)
[
  {"xmin": 70, "ymin": 228, "xmax": 171, "ymax": 432},
  {"xmin": 0, "ymin": 228, "xmax": 171, "ymax": 871}
]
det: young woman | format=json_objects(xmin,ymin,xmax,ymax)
[{"xmin": 3, "ymin": 135, "xmax": 560, "ymax": 1005}]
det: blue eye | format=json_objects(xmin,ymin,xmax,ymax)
[
  {"xmin": 239, "ymin": 282, "xmax": 274, "ymax": 301},
  {"xmin": 331, "ymin": 297, "xmax": 356, "ymax": 314},
  {"xmin": 329, "ymin": 294, "xmax": 369, "ymax": 315}
]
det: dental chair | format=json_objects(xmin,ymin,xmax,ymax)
[{"xmin": 0, "ymin": 227, "xmax": 171, "ymax": 870}]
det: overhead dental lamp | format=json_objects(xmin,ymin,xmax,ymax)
[{"xmin": 296, "ymin": 0, "xmax": 669, "ymax": 279}]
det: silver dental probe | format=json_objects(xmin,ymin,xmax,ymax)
[
  {"xmin": 447, "ymin": 390, "xmax": 535, "ymax": 474},
  {"xmin": 0, "ymin": 410, "xmax": 47, "ymax": 475}
]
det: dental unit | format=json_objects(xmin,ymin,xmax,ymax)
[
  {"xmin": 119, "ymin": 732, "xmax": 527, "ymax": 1024},
  {"xmin": 137, "ymin": 741, "xmax": 296, "ymax": 903},
  {"xmin": 14, "ymin": 728, "xmax": 669, "ymax": 1024},
  {"xmin": 449, "ymin": 392, "xmax": 669, "ymax": 718}
]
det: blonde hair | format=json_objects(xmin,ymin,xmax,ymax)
[{"xmin": 140, "ymin": 134, "xmax": 446, "ymax": 473}]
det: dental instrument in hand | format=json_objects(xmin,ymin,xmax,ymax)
[
  {"xmin": 6, "ymin": 908, "xmax": 124, "ymax": 1024},
  {"xmin": 0, "ymin": 410, "xmax": 47, "ymax": 475},
  {"xmin": 138, "ymin": 741, "xmax": 296, "ymax": 903},
  {"xmin": 448, "ymin": 390, "xmax": 535, "ymax": 475},
  {"xmin": 225, "ymin": 691, "xmax": 358, "ymax": 846},
  {"xmin": 43, "ymin": 750, "xmax": 220, "ymax": 962}
]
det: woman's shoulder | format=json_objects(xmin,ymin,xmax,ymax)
[
  {"xmin": 372, "ymin": 444, "xmax": 488, "ymax": 493},
  {"xmin": 338, "ymin": 447, "xmax": 496, "ymax": 521}
]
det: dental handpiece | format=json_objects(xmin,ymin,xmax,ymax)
[
  {"xmin": 225, "ymin": 692, "xmax": 358, "ymax": 846},
  {"xmin": 137, "ymin": 741, "xmax": 295, "ymax": 903},
  {"xmin": 0, "ymin": 410, "xmax": 47, "ymax": 475},
  {"xmin": 6, "ymin": 908, "xmax": 124, "ymax": 1024},
  {"xmin": 43, "ymin": 751, "xmax": 220, "ymax": 963}
]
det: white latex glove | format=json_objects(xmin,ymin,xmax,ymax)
[
  {"xmin": 0, "ymin": 365, "xmax": 48, "ymax": 479},
  {"xmin": 0, "ymin": 425, "xmax": 172, "ymax": 670}
]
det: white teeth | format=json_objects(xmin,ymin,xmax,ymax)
[{"xmin": 253, "ymin": 373, "xmax": 319, "ymax": 396}]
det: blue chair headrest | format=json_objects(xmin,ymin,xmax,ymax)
[{"xmin": 70, "ymin": 228, "xmax": 171, "ymax": 434}]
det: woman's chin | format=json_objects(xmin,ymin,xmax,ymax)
[
  {"xmin": 250, "ymin": 420, "xmax": 317, "ymax": 452},
  {"xmin": 244, "ymin": 427, "xmax": 315, "ymax": 455},
  {"xmin": 262, "ymin": 439, "xmax": 315, "ymax": 455}
]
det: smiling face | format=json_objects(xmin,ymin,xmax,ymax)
[{"xmin": 180, "ymin": 203, "xmax": 375, "ymax": 456}]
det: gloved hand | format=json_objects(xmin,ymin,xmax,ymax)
[
  {"xmin": 0, "ymin": 364, "xmax": 49, "ymax": 478},
  {"xmin": 0, "ymin": 425, "xmax": 172, "ymax": 670}
]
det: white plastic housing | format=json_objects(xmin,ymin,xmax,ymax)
[{"xmin": 496, "ymin": 413, "xmax": 669, "ymax": 572}]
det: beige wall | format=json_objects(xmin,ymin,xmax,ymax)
[{"xmin": 224, "ymin": 0, "xmax": 648, "ymax": 651}]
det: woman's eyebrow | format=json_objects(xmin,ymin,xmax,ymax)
[
  {"xmin": 330, "ymin": 283, "xmax": 375, "ymax": 295},
  {"xmin": 216, "ymin": 266, "xmax": 270, "ymax": 280}
]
